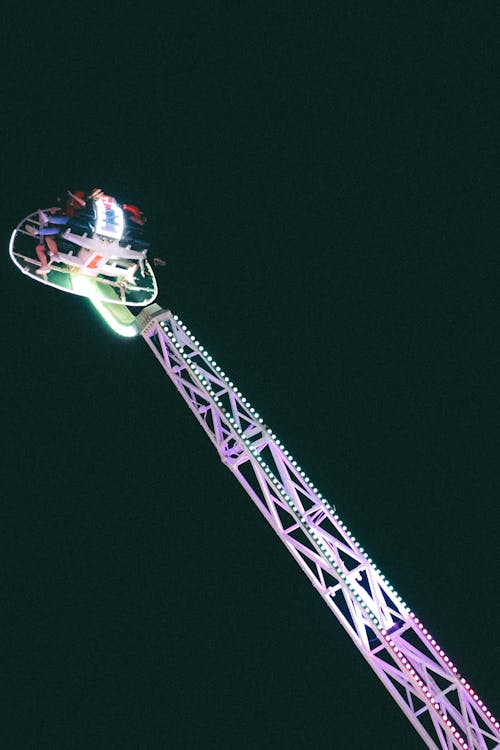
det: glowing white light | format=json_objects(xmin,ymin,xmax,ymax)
[
  {"xmin": 95, "ymin": 196, "xmax": 125, "ymax": 240},
  {"xmin": 71, "ymin": 275, "xmax": 138, "ymax": 337}
]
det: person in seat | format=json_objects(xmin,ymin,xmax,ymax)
[{"xmin": 26, "ymin": 188, "xmax": 151, "ymax": 273}]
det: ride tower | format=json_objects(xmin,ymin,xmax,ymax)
[{"xmin": 9, "ymin": 203, "xmax": 500, "ymax": 750}]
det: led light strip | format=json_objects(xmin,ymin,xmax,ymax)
[
  {"xmin": 156, "ymin": 315, "xmax": 500, "ymax": 748},
  {"xmin": 165, "ymin": 316, "xmax": 410, "ymax": 614}
]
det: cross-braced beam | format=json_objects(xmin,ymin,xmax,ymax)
[{"xmin": 137, "ymin": 304, "xmax": 499, "ymax": 750}]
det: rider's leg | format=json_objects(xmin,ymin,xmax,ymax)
[
  {"xmin": 35, "ymin": 243, "xmax": 48, "ymax": 270},
  {"xmin": 46, "ymin": 236, "xmax": 59, "ymax": 259},
  {"xmin": 25, "ymin": 224, "xmax": 61, "ymax": 236},
  {"xmin": 45, "ymin": 215, "xmax": 69, "ymax": 226}
]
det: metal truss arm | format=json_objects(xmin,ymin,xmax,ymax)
[{"xmin": 137, "ymin": 304, "xmax": 499, "ymax": 750}]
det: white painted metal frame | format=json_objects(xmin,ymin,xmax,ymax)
[
  {"xmin": 137, "ymin": 304, "xmax": 499, "ymax": 750},
  {"xmin": 9, "ymin": 210, "xmax": 157, "ymax": 306}
]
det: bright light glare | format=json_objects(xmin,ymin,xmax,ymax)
[
  {"xmin": 71, "ymin": 275, "xmax": 138, "ymax": 337},
  {"xmin": 95, "ymin": 196, "xmax": 125, "ymax": 240}
]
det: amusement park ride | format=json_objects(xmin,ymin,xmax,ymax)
[{"xmin": 9, "ymin": 195, "xmax": 500, "ymax": 750}]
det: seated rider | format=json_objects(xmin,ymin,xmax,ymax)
[
  {"xmin": 26, "ymin": 188, "xmax": 149, "ymax": 245},
  {"xmin": 25, "ymin": 190, "xmax": 90, "ymax": 271},
  {"xmin": 25, "ymin": 188, "xmax": 150, "ymax": 272},
  {"xmin": 25, "ymin": 189, "xmax": 92, "ymax": 238},
  {"xmin": 120, "ymin": 202, "xmax": 150, "ymax": 250}
]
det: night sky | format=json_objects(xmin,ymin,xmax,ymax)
[{"xmin": 3, "ymin": 5, "xmax": 499, "ymax": 749}]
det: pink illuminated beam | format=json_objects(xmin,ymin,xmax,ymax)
[{"xmin": 133, "ymin": 303, "xmax": 499, "ymax": 750}]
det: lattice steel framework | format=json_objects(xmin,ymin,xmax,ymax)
[{"xmin": 137, "ymin": 303, "xmax": 499, "ymax": 750}]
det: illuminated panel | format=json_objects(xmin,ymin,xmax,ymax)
[{"xmin": 94, "ymin": 196, "xmax": 125, "ymax": 240}]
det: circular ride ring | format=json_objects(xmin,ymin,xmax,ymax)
[{"xmin": 9, "ymin": 209, "xmax": 158, "ymax": 307}]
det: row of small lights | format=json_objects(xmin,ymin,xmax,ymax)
[
  {"xmin": 389, "ymin": 614, "xmax": 498, "ymax": 732},
  {"xmin": 160, "ymin": 315, "xmax": 499, "ymax": 741},
  {"xmin": 161, "ymin": 317, "xmax": 384, "ymax": 628},
  {"xmin": 382, "ymin": 631, "xmax": 472, "ymax": 747},
  {"xmin": 163, "ymin": 317, "xmax": 413, "ymax": 614}
]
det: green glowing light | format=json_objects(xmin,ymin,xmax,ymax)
[{"xmin": 71, "ymin": 275, "xmax": 138, "ymax": 337}]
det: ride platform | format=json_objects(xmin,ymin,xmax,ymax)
[{"xmin": 9, "ymin": 208, "xmax": 158, "ymax": 308}]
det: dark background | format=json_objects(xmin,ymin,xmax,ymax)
[{"xmin": 2, "ymin": 5, "xmax": 499, "ymax": 749}]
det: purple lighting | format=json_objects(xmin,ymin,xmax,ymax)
[{"xmin": 134, "ymin": 307, "xmax": 500, "ymax": 749}]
